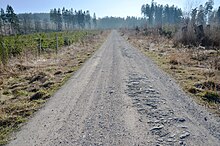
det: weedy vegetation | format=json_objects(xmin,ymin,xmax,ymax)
[{"xmin": 0, "ymin": 30, "xmax": 107, "ymax": 145}]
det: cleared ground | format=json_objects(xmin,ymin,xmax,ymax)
[{"xmin": 8, "ymin": 30, "xmax": 220, "ymax": 146}]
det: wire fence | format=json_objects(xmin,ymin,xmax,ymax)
[{"xmin": 0, "ymin": 31, "xmax": 88, "ymax": 66}]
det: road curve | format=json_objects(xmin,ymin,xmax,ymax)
[{"xmin": 8, "ymin": 30, "xmax": 220, "ymax": 146}]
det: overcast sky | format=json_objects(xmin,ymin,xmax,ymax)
[{"xmin": 0, "ymin": 0, "xmax": 220, "ymax": 18}]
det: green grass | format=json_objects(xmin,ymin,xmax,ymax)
[{"xmin": 0, "ymin": 31, "xmax": 93, "ymax": 65}]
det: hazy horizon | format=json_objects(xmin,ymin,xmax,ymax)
[{"xmin": 0, "ymin": 0, "xmax": 220, "ymax": 18}]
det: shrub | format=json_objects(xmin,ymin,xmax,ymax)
[
  {"xmin": 202, "ymin": 91, "xmax": 220, "ymax": 103},
  {"xmin": 169, "ymin": 53, "xmax": 180, "ymax": 65},
  {"xmin": 174, "ymin": 23, "xmax": 197, "ymax": 47}
]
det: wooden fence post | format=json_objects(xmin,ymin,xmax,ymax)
[
  {"xmin": 39, "ymin": 38, "xmax": 42, "ymax": 56},
  {"xmin": 56, "ymin": 34, "xmax": 58, "ymax": 55},
  {"xmin": 37, "ymin": 38, "xmax": 41, "ymax": 58},
  {"xmin": 0, "ymin": 36, "xmax": 6, "ymax": 65}
]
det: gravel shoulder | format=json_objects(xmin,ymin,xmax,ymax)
[{"xmin": 7, "ymin": 30, "xmax": 220, "ymax": 146}]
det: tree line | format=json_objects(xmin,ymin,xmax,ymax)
[
  {"xmin": 49, "ymin": 8, "xmax": 97, "ymax": 31},
  {"xmin": 141, "ymin": 0, "xmax": 220, "ymax": 28},
  {"xmin": 97, "ymin": 16, "xmax": 146, "ymax": 29},
  {"xmin": 141, "ymin": 1, "xmax": 182, "ymax": 27},
  {"xmin": 0, "ymin": 5, "xmax": 19, "ymax": 35},
  {"xmin": 175, "ymin": 0, "xmax": 220, "ymax": 47},
  {"xmin": 189, "ymin": 0, "xmax": 220, "ymax": 26},
  {"xmin": 140, "ymin": 0, "xmax": 220, "ymax": 49},
  {"xmin": 0, "ymin": 5, "xmax": 98, "ymax": 35},
  {"xmin": 0, "ymin": 5, "xmax": 150, "ymax": 36}
]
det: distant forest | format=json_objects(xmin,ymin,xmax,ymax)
[
  {"xmin": 140, "ymin": 0, "xmax": 220, "ymax": 49},
  {"xmin": 0, "ymin": 6, "xmax": 146, "ymax": 35},
  {"xmin": 1, "ymin": 0, "xmax": 220, "ymax": 36},
  {"xmin": 141, "ymin": 0, "xmax": 220, "ymax": 27}
]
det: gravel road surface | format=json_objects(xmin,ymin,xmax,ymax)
[{"xmin": 8, "ymin": 30, "xmax": 220, "ymax": 146}]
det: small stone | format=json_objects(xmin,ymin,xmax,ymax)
[
  {"xmin": 180, "ymin": 132, "xmax": 190, "ymax": 139},
  {"xmin": 169, "ymin": 133, "xmax": 176, "ymax": 138},
  {"xmin": 180, "ymin": 126, "xmax": 188, "ymax": 129},
  {"xmin": 179, "ymin": 141, "xmax": 184, "ymax": 145},
  {"xmin": 132, "ymin": 81, "xmax": 140, "ymax": 85},
  {"xmin": 109, "ymin": 90, "xmax": 114, "ymax": 94},
  {"xmin": 167, "ymin": 138, "xmax": 173, "ymax": 142},
  {"xmin": 149, "ymin": 89, "xmax": 155, "ymax": 92},
  {"xmin": 137, "ymin": 108, "xmax": 145, "ymax": 112},
  {"xmin": 150, "ymin": 125, "xmax": 164, "ymax": 131},
  {"xmin": 179, "ymin": 118, "xmax": 186, "ymax": 122}
]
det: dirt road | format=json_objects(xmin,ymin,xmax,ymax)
[{"xmin": 8, "ymin": 30, "xmax": 220, "ymax": 146}]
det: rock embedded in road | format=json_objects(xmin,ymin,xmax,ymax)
[
  {"xmin": 150, "ymin": 125, "xmax": 164, "ymax": 131},
  {"xmin": 180, "ymin": 131, "xmax": 190, "ymax": 139}
]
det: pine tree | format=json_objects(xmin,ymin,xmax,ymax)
[
  {"xmin": 0, "ymin": 8, "xmax": 7, "ymax": 34},
  {"xmin": 197, "ymin": 5, "xmax": 205, "ymax": 25},
  {"xmin": 62, "ymin": 7, "xmax": 68, "ymax": 30},
  {"xmin": 217, "ymin": 6, "xmax": 220, "ymax": 24},
  {"xmin": 204, "ymin": 0, "xmax": 214, "ymax": 24},
  {"xmin": 163, "ymin": 5, "xmax": 170, "ymax": 24},
  {"xmin": 0, "ymin": 13, "xmax": 2, "ymax": 35},
  {"xmin": 50, "ymin": 9, "xmax": 57, "ymax": 30},
  {"xmin": 155, "ymin": 5, "xmax": 163, "ymax": 26},
  {"xmin": 6, "ymin": 5, "xmax": 19, "ymax": 34},
  {"xmin": 141, "ymin": 4, "xmax": 150, "ymax": 25},
  {"xmin": 77, "ymin": 10, "xmax": 85, "ymax": 29},
  {"xmin": 191, "ymin": 8, "xmax": 197, "ymax": 25},
  {"xmin": 174, "ymin": 7, "xmax": 182, "ymax": 24},
  {"xmin": 57, "ymin": 8, "xmax": 62, "ymax": 31},
  {"xmin": 149, "ymin": 0, "xmax": 155, "ymax": 26},
  {"xmin": 92, "ymin": 13, "xmax": 97, "ymax": 29},
  {"xmin": 85, "ymin": 10, "xmax": 91, "ymax": 29}
]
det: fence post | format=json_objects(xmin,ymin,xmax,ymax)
[
  {"xmin": 37, "ymin": 38, "xmax": 41, "ymax": 58},
  {"xmin": 56, "ymin": 34, "xmax": 58, "ymax": 55},
  {"xmin": 0, "ymin": 36, "xmax": 6, "ymax": 65},
  {"xmin": 39, "ymin": 38, "xmax": 42, "ymax": 56}
]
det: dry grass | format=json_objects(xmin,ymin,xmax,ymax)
[
  {"xmin": 125, "ymin": 30, "xmax": 220, "ymax": 114},
  {"xmin": 0, "ymin": 31, "xmax": 109, "ymax": 145}
]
